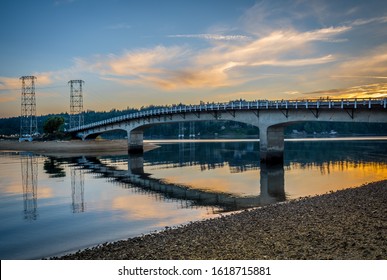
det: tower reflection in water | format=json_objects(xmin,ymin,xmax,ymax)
[
  {"xmin": 71, "ymin": 166, "xmax": 85, "ymax": 213},
  {"xmin": 21, "ymin": 153, "xmax": 38, "ymax": 221}
]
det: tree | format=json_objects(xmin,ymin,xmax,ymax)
[{"xmin": 43, "ymin": 116, "xmax": 64, "ymax": 134}]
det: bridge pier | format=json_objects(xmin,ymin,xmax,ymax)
[
  {"xmin": 259, "ymin": 125, "xmax": 285, "ymax": 164},
  {"xmin": 127, "ymin": 129, "xmax": 144, "ymax": 154}
]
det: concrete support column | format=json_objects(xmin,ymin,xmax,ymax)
[
  {"xmin": 127, "ymin": 129, "xmax": 144, "ymax": 153},
  {"xmin": 259, "ymin": 125, "xmax": 285, "ymax": 163}
]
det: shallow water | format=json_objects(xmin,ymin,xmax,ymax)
[{"xmin": 0, "ymin": 138, "xmax": 386, "ymax": 259}]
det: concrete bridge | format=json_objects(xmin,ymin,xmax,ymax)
[{"xmin": 68, "ymin": 98, "xmax": 387, "ymax": 163}]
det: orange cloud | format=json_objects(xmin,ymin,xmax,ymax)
[
  {"xmin": 0, "ymin": 77, "xmax": 22, "ymax": 109},
  {"xmin": 0, "ymin": 95, "xmax": 17, "ymax": 103},
  {"xmin": 0, "ymin": 74, "xmax": 55, "ymax": 93},
  {"xmin": 0, "ymin": 76, "xmax": 20, "ymax": 91},
  {"xmin": 194, "ymin": 27, "xmax": 347, "ymax": 68},
  {"xmin": 303, "ymin": 83, "xmax": 387, "ymax": 99},
  {"xmin": 76, "ymin": 25, "xmax": 349, "ymax": 91},
  {"xmin": 34, "ymin": 73, "xmax": 53, "ymax": 86},
  {"xmin": 107, "ymin": 46, "xmax": 185, "ymax": 76}
]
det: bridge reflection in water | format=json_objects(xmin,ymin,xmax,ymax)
[
  {"xmin": 21, "ymin": 139, "xmax": 387, "ymax": 218},
  {"xmin": 61, "ymin": 139, "xmax": 386, "ymax": 213},
  {"xmin": 75, "ymin": 154, "xmax": 285, "ymax": 212}
]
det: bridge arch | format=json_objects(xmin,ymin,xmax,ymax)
[
  {"xmin": 79, "ymin": 128, "xmax": 129, "ymax": 141},
  {"xmin": 125, "ymin": 116, "xmax": 261, "ymax": 153}
]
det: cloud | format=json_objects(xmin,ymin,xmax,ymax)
[
  {"xmin": 32, "ymin": 73, "xmax": 53, "ymax": 86},
  {"xmin": 168, "ymin": 34, "xmax": 251, "ymax": 41},
  {"xmin": 330, "ymin": 44, "xmax": 387, "ymax": 83},
  {"xmin": 82, "ymin": 45, "xmax": 188, "ymax": 77},
  {"xmin": 194, "ymin": 26, "xmax": 348, "ymax": 66},
  {"xmin": 331, "ymin": 75, "xmax": 387, "ymax": 80},
  {"xmin": 0, "ymin": 95, "xmax": 17, "ymax": 103},
  {"xmin": 0, "ymin": 72, "xmax": 68, "ymax": 106},
  {"xmin": 0, "ymin": 74, "xmax": 53, "ymax": 89},
  {"xmin": 240, "ymin": 0, "xmax": 335, "ymax": 36},
  {"xmin": 0, "ymin": 77, "xmax": 22, "ymax": 113},
  {"xmin": 181, "ymin": 27, "xmax": 347, "ymax": 89},
  {"xmin": 0, "ymin": 77, "xmax": 20, "ymax": 92},
  {"xmin": 284, "ymin": 91, "xmax": 301, "ymax": 95},
  {"xmin": 76, "ymin": 24, "xmax": 348, "ymax": 91},
  {"xmin": 350, "ymin": 16, "xmax": 387, "ymax": 26},
  {"xmin": 250, "ymin": 55, "xmax": 335, "ymax": 67},
  {"xmin": 304, "ymin": 83, "xmax": 387, "ymax": 99}
]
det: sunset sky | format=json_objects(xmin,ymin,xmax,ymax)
[{"xmin": 1, "ymin": 0, "xmax": 387, "ymax": 117}]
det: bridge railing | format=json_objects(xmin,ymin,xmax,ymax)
[{"xmin": 68, "ymin": 97, "xmax": 387, "ymax": 132}]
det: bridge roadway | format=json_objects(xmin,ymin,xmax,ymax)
[{"xmin": 68, "ymin": 98, "xmax": 387, "ymax": 163}]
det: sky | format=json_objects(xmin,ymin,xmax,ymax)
[{"xmin": 1, "ymin": 0, "xmax": 387, "ymax": 117}]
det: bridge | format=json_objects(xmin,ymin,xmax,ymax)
[{"xmin": 68, "ymin": 98, "xmax": 387, "ymax": 163}]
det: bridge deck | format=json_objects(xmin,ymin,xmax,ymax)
[{"xmin": 68, "ymin": 98, "xmax": 387, "ymax": 133}]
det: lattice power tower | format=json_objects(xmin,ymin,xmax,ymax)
[
  {"xmin": 69, "ymin": 80, "xmax": 84, "ymax": 129},
  {"xmin": 19, "ymin": 76, "xmax": 38, "ymax": 141}
]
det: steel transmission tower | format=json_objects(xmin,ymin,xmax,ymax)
[
  {"xmin": 20, "ymin": 76, "xmax": 38, "ymax": 142},
  {"xmin": 69, "ymin": 80, "xmax": 84, "ymax": 129}
]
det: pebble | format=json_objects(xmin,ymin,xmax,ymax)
[{"xmin": 52, "ymin": 180, "xmax": 387, "ymax": 260}]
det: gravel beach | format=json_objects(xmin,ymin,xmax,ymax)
[{"xmin": 54, "ymin": 180, "xmax": 387, "ymax": 260}]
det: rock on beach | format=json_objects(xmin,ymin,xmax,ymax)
[{"xmin": 54, "ymin": 180, "xmax": 387, "ymax": 260}]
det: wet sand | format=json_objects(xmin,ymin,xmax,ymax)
[
  {"xmin": 54, "ymin": 180, "xmax": 387, "ymax": 260},
  {"xmin": 0, "ymin": 139, "xmax": 157, "ymax": 156}
]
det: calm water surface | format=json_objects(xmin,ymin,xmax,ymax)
[{"xmin": 0, "ymin": 138, "xmax": 386, "ymax": 259}]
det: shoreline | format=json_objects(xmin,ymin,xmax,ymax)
[
  {"xmin": 53, "ymin": 180, "xmax": 387, "ymax": 260},
  {"xmin": 0, "ymin": 139, "xmax": 158, "ymax": 156}
]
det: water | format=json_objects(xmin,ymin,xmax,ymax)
[{"xmin": 0, "ymin": 138, "xmax": 386, "ymax": 259}]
